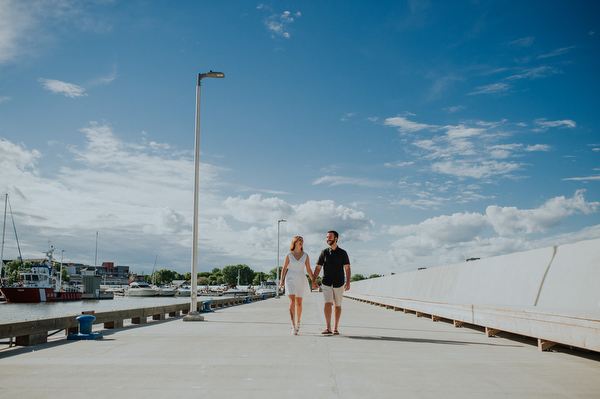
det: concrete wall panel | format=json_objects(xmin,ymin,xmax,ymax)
[{"xmin": 346, "ymin": 238, "xmax": 600, "ymax": 352}]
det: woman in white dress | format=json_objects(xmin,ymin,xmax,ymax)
[{"xmin": 280, "ymin": 236, "xmax": 315, "ymax": 335}]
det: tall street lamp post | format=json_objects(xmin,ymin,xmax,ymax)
[
  {"xmin": 184, "ymin": 71, "xmax": 225, "ymax": 321},
  {"xmin": 276, "ymin": 219, "xmax": 287, "ymax": 298}
]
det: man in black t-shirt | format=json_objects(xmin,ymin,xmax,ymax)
[{"xmin": 312, "ymin": 230, "xmax": 351, "ymax": 335}]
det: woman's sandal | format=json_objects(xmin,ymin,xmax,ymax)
[
  {"xmin": 321, "ymin": 328, "xmax": 333, "ymax": 335},
  {"xmin": 333, "ymin": 330, "xmax": 340, "ymax": 335}
]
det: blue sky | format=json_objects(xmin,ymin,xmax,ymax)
[{"xmin": 1, "ymin": 0, "xmax": 599, "ymax": 277}]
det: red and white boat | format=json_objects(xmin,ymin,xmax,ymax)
[{"xmin": 0, "ymin": 249, "xmax": 82, "ymax": 303}]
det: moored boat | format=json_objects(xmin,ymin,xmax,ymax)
[
  {"xmin": 0, "ymin": 249, "xmax": 82, "ymax": 303},
  {"xmin": 125, "ymin": 281, "xmax": 157, "ymax": 297},
  {"xmin": 154, "ymin": 285, "xmax": 177, "ymax": 297}
]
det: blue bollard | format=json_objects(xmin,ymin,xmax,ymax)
[
  {"xmin": 202, "ymin": 301, "xmax": 212, "ymax": 312},
  {"xmin": 262, "ymin": 294, "xmax": 266, "ymax": 300},
  {"xmin": 67, "ymin": 314, "xmax": 103, "ymax": 340},
  {"xmin": 77, "ymin": 314, "xmax": 95, "ymax": 334},
  {"xmin": 244, "ymin": 296, "xmax": 250, "ymax": 303}
]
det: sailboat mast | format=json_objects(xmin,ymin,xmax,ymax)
[
  {"xmin": 151, "ymin": 255, "xmax": 158, "ymax": 285},
  {"xmin": 7, "ymin": 195, "xmax": 22, "ymax": 262},
  {"xmin": 0, "ymin": 193, "xmax": 7, "ymax": 279}
]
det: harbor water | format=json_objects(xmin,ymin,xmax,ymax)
[{"xmin": 0, "ymin": 296, "xmax": 220, "ymax": 324}]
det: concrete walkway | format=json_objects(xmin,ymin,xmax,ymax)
[{"xmin": 1, "ymin": 291, "xmax": 600, "ymax": 398}]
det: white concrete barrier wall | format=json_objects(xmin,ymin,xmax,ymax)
[{"xmin": 346, "ymin": 238, "xmax": 600, "ymax": 352}]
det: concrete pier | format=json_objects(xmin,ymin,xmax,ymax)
[{"xmin": 1, "ymin": 291, "xmax": 599, "ymax": 398}]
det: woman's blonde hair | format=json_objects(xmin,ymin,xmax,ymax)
[{"xmin": 289, "ymin": 236, "xmax": 303, "ymax": 252}]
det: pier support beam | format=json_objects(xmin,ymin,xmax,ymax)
[
  {"xmin": 486, "ymin": 327, "xmax": 501, "ymax": 337},
  {"xmin": 16, "ymin": 333, "xmax": 47, "ymax": 346},
  {"xmin": 538, "ymin": 339, "xmax": 557, "ymax": 351},
  {"xmin": 104, "ymin": 320, "xmax": 124, "ymax": 329}
]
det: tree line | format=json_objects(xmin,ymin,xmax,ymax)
[{"xmin": 1, "ymin": 260, "xmax": 384, "ymax": 286}]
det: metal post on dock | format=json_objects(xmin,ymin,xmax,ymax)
[{"xmin": 184, "ymin": 71, "xmax": 225, "ymax": 321}]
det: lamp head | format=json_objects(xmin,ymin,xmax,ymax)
[{"xmin": 198, "ymin": 71, "xmax": 225, "ymax": 84}]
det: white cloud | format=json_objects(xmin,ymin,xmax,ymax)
[
  {"xmin": 224, "ymin": 194, "xmax": 293, "ymax": 224},
  {"xmin": 0, "ymin": 138, "xmax": 42, "ymax": 191},
  {"xmin": 443, "ymin": 124, "xmax": 484, "ymax": 139},
  {"xmin": 39, "ymin": 78, "xmax": 87, "ymax": 98},
  {"xmin": 223, "ymin": 196, "xmax": 375, "ymax": 252},
  {"xmin": 443, "ymin": 105, "xmax": 465, "ymax": 114},
  {"xmin": 468, "ymin": 83, "xmax": 511, "ymax": 95},
  {"xmin": 341, "ymin": 112, "xmax": 357, "ymax": 121},
  {"xmin": 431, "ymin": 160, "xmax": 521, "ymax": 179},
  {"xmin": 313, "ymin": 175, "xmax": 391, "ymax": 188},
  {"xmin": 524, "ymin": 144, "xmax": 551, "ymax": 152},
  {"xmin": 488, "ymin": 144, "xmax": 522, "ymax": 159},
  {"xmin": 508, "ymin": 37, "xmax": 535, "ymax": 47},
  {"xmin": 384, "ymin": 116, "xmax": 437, "ymax": 133},
  {"xmin": 385, "ymin": 161, "xmax": 414, "ymax": 168},
  {"xmin": 534, "ymin": 118, "xmax": 576, "ymax": 129},
  {"xmin": 87, "ymin": 64, "xmax": 119, "ymax": 87},
  {"xmin": 563, "ymin": 175, "xmax": 600, "ymax": 181},
  {"xmin": 387, "ymin": 191, "xmax": 599, "ymax": 269},
  {"xmin": 0, "ymin": 1, "xmax": 112, "ymax": 65},
  {"xmin": 537, "ymin": 46, "xmax": 576, "ymax": 59},
  {"xmin": 263, "ymin": 10, "xmax": 301, "ymax": 39},
  {"xmin": 0, "ymin": 0, "xmax": 34, "ymax": 64},
  {"xmin": 486, "ymin": 190, "xmax": 598, "ymax": 235},
  {"xmin": 507, "ymin": 66, "xmax": 561, "ymax": 80},
  {"xmin": 389, "ymin": 212, "xmax": 487, "ymax": 245}
]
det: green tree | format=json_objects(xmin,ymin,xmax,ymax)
[
  {"xmin": 368, "ymin": 274, "xmax": 382, "ymax": 279},
  {"xmin": 4, "ymin": 259, "xmax": 29, "ymax": 284},
  {"xmin": 198, "ymin": 276, "xmax": 209, "ymax": 286},
  {"xmin": 254, "ymin": 271, "xmax": 272, "ymax": 285},
  {"xmin": 208, "ymin": 270, "xmax": 223, "ymax": 285},
  {"xmin": 222, "ymin": 264, "xmax": 255, "ymax": 285},
  {"xmin": 156, "ymin": 269, "xmax": 176, "ymax": 284},
  {"xmin": 351, "ymin": 274, "xmax": 366, "ymax": 282},
  {"xmin": 269, "ymin": 267, "xmax": 279, "ymax": 279},
  {"xmin": 61, "ymin": 267, "xmax": 70, "ymax": 283}
]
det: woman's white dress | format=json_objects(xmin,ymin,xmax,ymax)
[{"xmin": 285, "ymin": 252, "xmax": 309, "ymax": 298}]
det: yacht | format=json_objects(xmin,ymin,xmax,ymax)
[{"xmin": 126, "ymin": 281, "xmax": 157, "ymax": 297}]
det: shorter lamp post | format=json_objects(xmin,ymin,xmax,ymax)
[{"xmin": 276, "ymin": 219, "xmax": 287, "ymax": 298}]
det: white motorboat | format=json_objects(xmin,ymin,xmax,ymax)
[
  {"xmin": 256, "ymin": 280, "xmax": 278, "ymax": 296},
  {"xmin": 222, "ymin": 285, "xmax": 255, "ymax": 297},
  {"xmin": 126, "ymin": 281, "xmax": 157, "ymax": 297},
  {"xmin": 154, "ymin": 285, "xmax": 177, "ymax": 296}
]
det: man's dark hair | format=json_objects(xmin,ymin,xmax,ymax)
[{"xmin": 328, "ymin": 230, "xmax": 339, "ymax": 239}]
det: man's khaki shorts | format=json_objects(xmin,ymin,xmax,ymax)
[{"xmin": 322, "ymin": 284, "xmax": 344, "ymax": 307}]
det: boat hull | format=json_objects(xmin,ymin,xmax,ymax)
[
  {"xmin": 0, "ymin": 287, "xmax": 83, "ymax": 303},
  {"xmin": 126, "ymin": 289, "xmax": 157, "ymax": 297}
]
